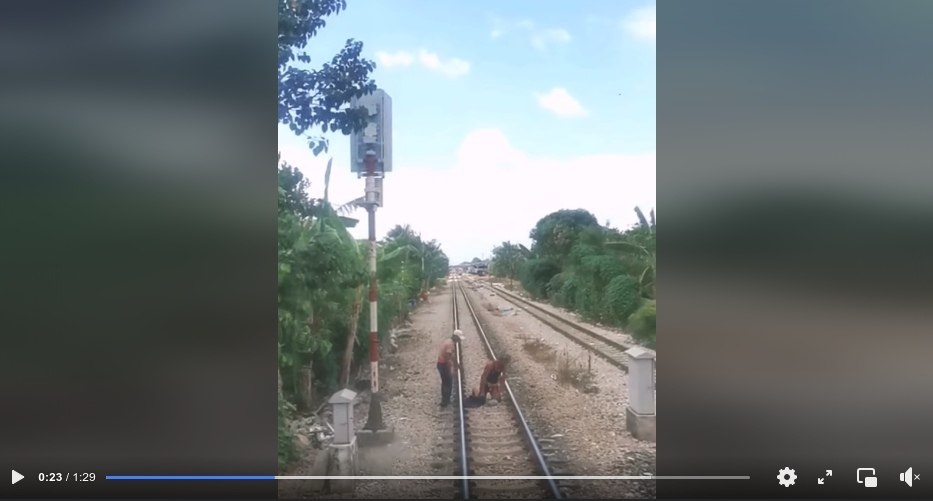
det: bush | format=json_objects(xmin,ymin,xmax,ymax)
[
  {"xmin": 627, "ymin": 299, "xmax": 656, "ymax": 347},
  {"xmin": 519, "ymin": 258, "xmax": 561, "ymax": 299},
  {"xmin": 602, "ymin": 274, "xmax": 642, "ymax": 325},
  {"xmin": 547, "ymin": 273, "xmax": 566, "ymax": 305},
  {"xmin": 574, "ymin": 285, "xmax": 600, "ymax": 322},
  {"xmin": 579, "ymin": 255, "xmax": 626, "ymax": 292}
]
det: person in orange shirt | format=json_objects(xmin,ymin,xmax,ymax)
[
  {"xmin": 436, "ymin": 330, "xmax": 463, "ymax": 407},
  {"xmin": 471, "ymin": 355, "xmax": 510, "ymax": 403}
]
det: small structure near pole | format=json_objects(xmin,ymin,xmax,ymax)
[
  {"xmin": 625, "ymin": 346, "xmax": 656, "ymax": 442},
  {"xmin": 330, "ymin": 389, "xmax": 357, "ymax": 444},
  {"xmin": 327, "ymin": 389, "xmax": 359, "ymax": 493}
]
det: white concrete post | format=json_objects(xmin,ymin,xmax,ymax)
[
  {"xmin": 327, "ymin": 389, "xmax": 359, "ymax": 492},
  {"xmin": 627, "ymin": 347, "xmax": 656, "ymax": 414},
  {"xmin": 329, "ymin": 389, "xmax": 357, "ymax": 445},
  {"xmin": 625, "ymin": 346, "xmax": 656, "ymax": 441}
]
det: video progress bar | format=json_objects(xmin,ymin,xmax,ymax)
[{"xmin": 107, "ymin": 475, "xmax": 750, "ymax": 481}]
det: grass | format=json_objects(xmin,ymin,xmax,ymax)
[
  {"xmin": 555, "ymin": 350, "xmax": 598, "ymax": 394},
  {"xmin": 521, "ymin": 336, "xmax": 558, "ymax": 364},
  {"xmin": 520, "ymin": 337, "xmax": 600, "ymax": 394}
]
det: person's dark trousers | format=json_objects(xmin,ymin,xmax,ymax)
[{"xmin": 437, "ymin": 362, "xmax": 452, "ymax": 406}]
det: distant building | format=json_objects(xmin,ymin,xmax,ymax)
[{"xmin": 466, "ymin": 261, "xmax": 489, "ymax": 276}]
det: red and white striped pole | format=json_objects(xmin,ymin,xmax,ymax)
[{"xmin": 363, "ymin": 152, "xmax": 385, "ymax": 430}]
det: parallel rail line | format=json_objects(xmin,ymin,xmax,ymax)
[{"xmin": 474, "ymin": 282, "xmax": 652, "ymax": 372}]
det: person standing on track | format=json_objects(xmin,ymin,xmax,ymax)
[
  {"xmin": 470, "ymin": 354, "xmax": 511, "ymax": 404},
  {"xmin": 437, "ymin": 329, "xmax": 464, "ymax": 407}
]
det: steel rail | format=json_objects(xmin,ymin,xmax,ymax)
[
  {"xmin": 489, "ymin": 284, "xmax": 632, "ymax": 352},
  {"xmin": 451, "ymin": 281, "xmax": 471, "ymax": 499},
  {"xmin": 457, "ymin": 280, "xmax": 563, "ymax": 499},
  {"xmin": 480, "ymin": 283, "xmax": 656, "ymax": 373}
]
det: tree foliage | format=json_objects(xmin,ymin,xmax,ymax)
[
  {"xmin": 381, "ymin": 225, "xmax": 450, "ymax": 297},
  {"xmin": 628, "ymin": 300, "xmax": 656, "ymax": 347},
  {"xmin": 489, "ymin": 241, "xmax": 529, "ymax": 286},
  {"xmin": 529, "ymin": 209, "xmax": 601, "ymax": 268},
  {"xmin": 277, "ymin": 160, "xmax": 449, "ymax": 469},
  {"xmin": 510, "ymin": 207, "xmax": 657, "ymax": 346},
  {"xmin": 278, "ymin": 0, "xmax": 377, "ymax": 155}
]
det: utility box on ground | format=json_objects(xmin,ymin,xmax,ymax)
[{"xmin": 329, "ymin": 389, "xmax": 357, "ymax": 445}]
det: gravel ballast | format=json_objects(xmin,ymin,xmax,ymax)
[
  {"xmin": 291, "ymin": 278, "xmax": 655, "ymax": 499},
  {"xmin": 460, "ymin": 278, "xmax": 656, "ymax": 499},
  {"xmin": 298, "ymin": 285, "xmax": 460, "ymax": 499}
]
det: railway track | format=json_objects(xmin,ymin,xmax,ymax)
[
  {"xmin": 450, "ymin": 279, "xmax": 564, "ymax": 499},
  {"xmin": 470, "ymin": 280, "xmax": 652, "ymax": 373}
]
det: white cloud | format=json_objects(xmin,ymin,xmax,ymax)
[
  {"xmin": 374, "ymin": 50, "xmax": 415, "ymax": 68},
  {"xmin": 530, "ymin": 28, "xmax": 572, "ymax": 51},
  {"xmin": 535, "ymin": 88, "xmax": 589, "ymax": 118},
  {"xmin": 374, "ymin": 49, "xmax": 470, "ymax": 78},
  {"xmin": 623, "ymin": 5, "xmax": 656, "ymax": 42},
  {"xmin": 490, "ymin": 18, "xmax": 571, "ymax": 51},
  {"xmin": 516, "ymin": 19, "xmax": 535, "ymax": 30},
  {"xmin": 417, "ymin": 50, "xmax": 471, "ymax": 78},
  {"xmin": 278, "ymin": 127, "xmax": 655, "ymax": 264}
]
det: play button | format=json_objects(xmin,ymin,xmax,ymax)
[{"xmin": 12, "ymin": 470, "xmax": 24, "ymax": 485}]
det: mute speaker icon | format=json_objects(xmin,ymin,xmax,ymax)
[{"xmin": 900, "ymin": 467, "xmax": 914, "ymax": 487}]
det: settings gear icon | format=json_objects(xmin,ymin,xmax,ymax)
[{"xmin": 777, "ymin": 467, "xmax": 797, "ymax": 487}]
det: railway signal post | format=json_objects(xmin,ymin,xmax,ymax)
[{"xmin": 351, "ymin": 89, "xmax": 394, "ymax": 444}]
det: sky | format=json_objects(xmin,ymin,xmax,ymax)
[{"xmin": 278, "ymin": 0, "xmax": 656, "ymax": 265}]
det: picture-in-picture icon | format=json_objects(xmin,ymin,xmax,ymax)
[{"xmin": 857, "ymin": 468, "xmax": 878, "ymax": 488}]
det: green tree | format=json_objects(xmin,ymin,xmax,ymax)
[
  {"xmin": 529, "ymin": 209, "xmax": 601, "ymax": 268},
  {"xmin": 278, "ymin": 156, "xmax": 316, "ymax": 218},
  {"xmin": 518, "ymin": 258, "xmax": 562, "ymax": 299},
  {"xmin": 628, "ymin": 300, "xmax": 656, "ymax": 347},
  {"xmin": 382, "ymin": 225, "xmax": 450, "ymax": 296},
  {"xmin": 606, "ymin": 207, "xmax": 656, "ymax": 299},
  {"xmin": 500, "ymin": 206, "xmax": 656, "ymax": 348},
  {"xmin": 277, "ymin": 159, "xmax": 366, "ymax": 397},
  {"xmin": 278, "ymin": 0, "xmax": 377, "ymax": 155},
  {"xmin": 490, "ymin": 241, "xmax": 530, "ymax": 287}
]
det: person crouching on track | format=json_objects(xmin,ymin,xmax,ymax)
[
  {"xmin": 437, "ymin": 330, "xmax": 464, "ymax": 407},
  {"xmin": 471, "ymin": 355, "xmax": 510, "ymax": 403}
]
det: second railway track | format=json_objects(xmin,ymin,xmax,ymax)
[
  {"xmin": 471, "ymin": 280, "xmax": 656, "ymax": 373},
  {"xmin": 450, "ymin": 279, "xmax": 564, "ymax": 499}
]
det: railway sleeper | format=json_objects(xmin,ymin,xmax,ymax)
[
  {"xmin": 465, "ymin": 434, "xmax": 525, "ymax": 445},
  {"xmin": 468, "ymin": 454, "xmax": 532, "ymax": 467},
  {"xmin": 470, "ymin": 480, "xmax": 546, "ymax": 492},
  {"xmin": 469, "ymin": 448, "xmax": 529, "ymax": 459},
  {"xmin": 467, "ymin": 421, "xmax": 521, "ymax": 431},
  {"xmin": 467, "ymin": 431, "xmax": 524, "ymax": 443}
]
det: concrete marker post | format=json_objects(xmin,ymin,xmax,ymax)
[
  {"xmin": 625, "ymin": 346, "xmax": 656, "ymax": 442},
  {"xmin": 328, "ymin": 389, "xmax": 359, "ymax": 492}
]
